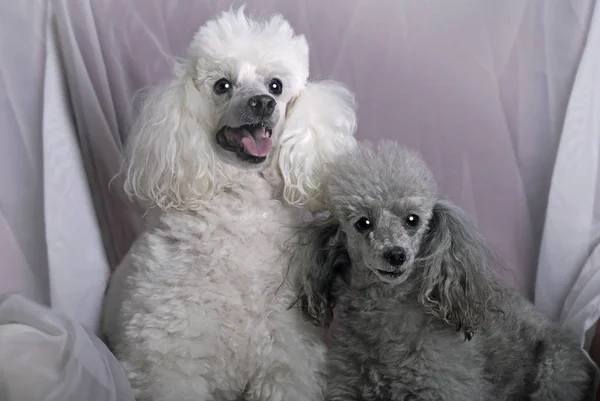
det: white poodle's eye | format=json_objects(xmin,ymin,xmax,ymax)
[
  {"xmin": 406, "ymin": 214, "xmax": 420, "ymax": 228},
  {"xmin": 268, "ymin": 78, "xmax": 283, "ymax": 95},
  {"xmin": 214, "ymin": 78, "xmax": 232, "ymax": 95},
  {"xmin": 354, "ymin": 217, "xmax": 372, "ymax": 233}
]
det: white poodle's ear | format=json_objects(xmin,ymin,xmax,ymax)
[
  {"xmin": 278, "ymin": 80, "xmax": 357, "ymax": 211},
  {"xmin": 123, "ymin": 77, "xmax": 219, "ymax": 211}
]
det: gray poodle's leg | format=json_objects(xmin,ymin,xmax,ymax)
[
  {"xmin": 325, "ymin": 355, "xmax": 427, "ymax": 401},
  {"xmin": 325, "ymin": 383, "xmax": 361, "ymax": 401},
  {"xmin": 324, "ymin": 355, "xmax": 376, "ymax": 401}
]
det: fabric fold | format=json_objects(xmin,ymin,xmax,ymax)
[
  {"xmin": 0, "ymin": 293, "xmax": 135, "ymax": 401},
  {"xmin": 535, "ymin": 0, "xmax": 600, "ymax": 348}
]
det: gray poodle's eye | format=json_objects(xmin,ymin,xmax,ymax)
[
  {"xmin": 268, "ymin": 78, "xmax": 283, "ymax": 95},
  {"xmin": 354, "ymin": 217, "xmax": 372, "ymax": 233},
  {"xmin": 214, "ymin": 78, "xmax": 232, "ymax": 95},
  {"xmin": 406, "ymin": 214, "xmax": 420, "ymax": 228}
]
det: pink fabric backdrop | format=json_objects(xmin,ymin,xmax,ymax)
[{"xmin": 0, "ymin": 0, "xmax": 596, "ymax": 337}]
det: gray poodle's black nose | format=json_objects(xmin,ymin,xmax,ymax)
[
  {"xmin": 248, "ymin": 95, "xmax": 276, "ymax": 117},
  {"xmin": 383, "ymin": 247, "xmax": 407, "ymax": 267}
]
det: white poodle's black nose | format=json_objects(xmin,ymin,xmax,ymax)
[
  {"xmin": 248, "ymin": 95, "xmax": 276, "ymax": 117},
  {"xmin": 383, "ymin": 247, "xmax": 407, "ymax": 266}
]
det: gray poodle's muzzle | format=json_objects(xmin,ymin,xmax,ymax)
[{"xmin": 375, "ymin": 246, "xmax": 411, "ymax": 280}]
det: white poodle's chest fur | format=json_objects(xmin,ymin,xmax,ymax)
[{"xmin": 104, "ymin": 179, "xmax": 327, "ymax": 401}]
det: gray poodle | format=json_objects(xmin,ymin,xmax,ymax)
[{"xmin": 289, "ymin": 141, "xmax": 598, "ymax": 401}]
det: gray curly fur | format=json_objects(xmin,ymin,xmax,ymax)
[{"xmin": 289, "ymin": 140, "xmax": 598, "ymax": 400}]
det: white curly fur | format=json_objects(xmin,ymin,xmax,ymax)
[
  {"xmin": 278, "ymin": 80, "xmax": 357, "ymax": 210},
  {"xmin": 122, "ymin": 9, "xmax": 356, "ymax": 212},
  {"xmin": 103, "ymin": 7, "xmax": 357, "ymax": 401}
]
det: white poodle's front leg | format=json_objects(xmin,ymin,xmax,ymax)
[
  {"xmin": 246, "ymin": 360, "xmax": 326, "ymax": 401},
  {"xmin": 245, "ymin": 326, "xmax": 328, "ymax": 401},
  {"xmin": 120, "ymin": 358, "xmax": 222, "ymax": 401}
]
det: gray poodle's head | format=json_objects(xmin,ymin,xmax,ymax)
[
  {"xmin": 326, "ymin": 141, "xmax": 438, "ymax": 285},
  {"xmin": 293, "ymin": 141, "xmax": 501, "ymax": 336}
]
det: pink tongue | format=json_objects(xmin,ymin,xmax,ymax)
[{"xmin": 240, "ymin": 127, "xmax": 272, "ymax": 157}]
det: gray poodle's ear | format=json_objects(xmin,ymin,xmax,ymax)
[
  {"xmin": 288, "ymin": 216, "xmax": 349, "ymax": 327},
  {"xmin": 416, "ymin": 199, "xmax": 501, "ymax": 339}
]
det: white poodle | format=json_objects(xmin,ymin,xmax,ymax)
[{"xmin": 102, "ymin": 8, "xmax": 357, "ymax": 401}]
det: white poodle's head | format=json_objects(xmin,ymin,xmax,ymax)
[{"xmin": 124, "ymin": 7, "xmax": 357, "ymax": 211}]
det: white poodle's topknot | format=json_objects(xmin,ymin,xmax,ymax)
[{"xmin": 188, "ymin": 7, "xmax": 309, "ymax": 85}]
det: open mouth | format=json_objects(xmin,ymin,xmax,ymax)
[
  {"xmin": 216, "ymin": 123, "xmax": 273, "ymax": 164},
  {"xmin": 376, "ymin": 269, "xmax": 403, "ymax": 279}
]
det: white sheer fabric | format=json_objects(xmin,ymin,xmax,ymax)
[
  {"xmin": 43, "ymin": 2, "xmax": 111, "ymax": 335},
  {"xmin": 0, "ymin": 0, "xmax": 50, "ymax": 306},
  {"xmin": 0, "ymin": 0, "xmax": 114, "ymax": 334},
  {"xmin": 0, "ymin": 293, "xmax": 134, "ymax": 401},
  {"xmin": 535, "ymin": 0, "xmax": 600, "ymax": 349},
  {"xmin": 1, "ymin": 0, "xmax": 599, "ymax": 398}
]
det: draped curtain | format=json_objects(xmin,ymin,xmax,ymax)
[{"xmin": 0, "ymin": 0, "xmax": 597, "ymax": 349}]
